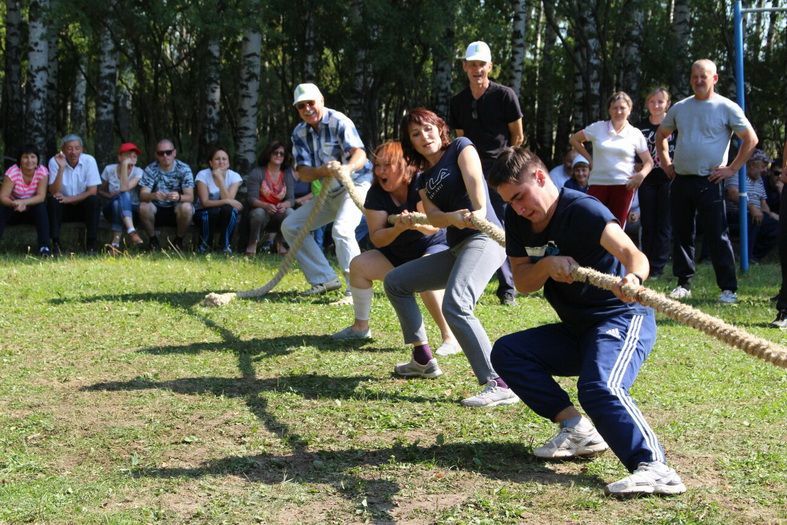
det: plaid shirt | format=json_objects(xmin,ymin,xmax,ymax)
[{"xmin": 291, "ymin": 108, "xmax": 372, "ymax": 196}]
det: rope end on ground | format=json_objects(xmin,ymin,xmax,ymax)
[{"xmin": 202, "ymin": 292, "xmax": 237, "ymax": 307}]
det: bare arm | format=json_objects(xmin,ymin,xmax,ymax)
[
  {"xmin": 655, "ymin": 125, "xmax": 675, "ymax": 179},
  {"xmin": 508, "ymin": 118, "xmax": 524, "ymax": 147},
  {"xmin": 599, "ymin": 222, "xmax": 650, "ymax": 302},
  {"xmin": 626, "ymin": 149, "xmax": 654, "ymax": 190},
  {"xmin": 709, "ymin": 126, "xmax": 758, "ymax": 183},
  {"xmin": 568, "ymin": 130, "xmax": 592, "ymax": 166},
  {"xmin": 0, "ymin": 177, "xmax": 14, "ymax": 206}
]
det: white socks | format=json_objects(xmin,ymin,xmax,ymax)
[{"xmin": 351, "ymin": 286, "xmax": 374, "ymax": 321}]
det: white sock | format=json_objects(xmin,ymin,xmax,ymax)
[{"xmin": 351, "ymin": 286, "xmax": 374, "ymax": 321}]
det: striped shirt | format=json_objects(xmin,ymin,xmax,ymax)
[{"xmin": 4, "ymin": 164, "xmax": 48, "ymax": 199}]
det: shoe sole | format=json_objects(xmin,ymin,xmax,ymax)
[
  {"xmin": 435, "ymin": 348, "xmax": 462, "ymax": 357},
  {"xmin": 534, "ymin": 443, "xmax": 609, "ymax": 459},
  {"xmin": 461, "ymin": 396, "xmax": 521, "ymax": 408},
  {"xmin": 604, "ymin": 482, "xmax": 686, "ymax": 498},
  {"xmin": 394, "ymin": 367, "xmax": 442, "ymax": 379}
]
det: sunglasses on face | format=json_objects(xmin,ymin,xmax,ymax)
[
  {"xmin": 157, "ymin": 149, "xmax": 175, "ymax": 157},
  {"xmin": 272, "ymin": 150, "xmax": 285, "ymax": 156},
  {"xmin": 296, "ymin": 101, "xmax": 316, "ymax": 111}
]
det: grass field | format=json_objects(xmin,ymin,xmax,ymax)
[{"xmin": 0, "ymin": 252, "xmax": 784, "ymax": 524}]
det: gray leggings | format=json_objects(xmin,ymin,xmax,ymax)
[{"xmin": 384, "ymin": 233, "xmax": 506, "ymax": 384}]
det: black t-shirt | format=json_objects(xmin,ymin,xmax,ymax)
[
  {"xmin": 636, "ymin": 119, "xmax": 677, "ymax": 186},
  {"xmin": 364, "ymin": 174, "xmax": 446, "ymax": 261},
  {"xmin": 505, "ymin": 188, "xmax": 648, "ymax": 334},
  {"xmin": 449, "ymin": 82, "xmax": 523, "ymax": 163},
  {"xmin": 418, "ymin": 138, "xmax": 502, "ymax": 247}
]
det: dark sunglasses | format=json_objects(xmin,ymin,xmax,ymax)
[
  {"xmin": 272, "ymin": 150, "xmax": 285, "ymax": 156},
  {"xmin": 296, "ymin": 101, "xmax": 315, "ymax": 111},
  {"xmin": 157, "ymin": 149, "xmax": 175, "ymax": 156}
]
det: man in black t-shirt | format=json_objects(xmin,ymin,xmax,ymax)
[{"xmin": 449, "ymin": 41, "xmax": 524, "ymax": 305}]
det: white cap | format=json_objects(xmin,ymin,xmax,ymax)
[
  {"xmin": 572, "ymin": 155, "xmax": 590, "ymax": 168},
  {"xmin": 464, "ymin": 41, "xmax": 492, "ymax": 62},
  {"xmin": 293, "ymin": 83, "xmax": 323, "ymax": 106}
]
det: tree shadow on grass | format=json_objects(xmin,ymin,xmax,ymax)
[
  {"xmin": 132, "ymin": 441, "xmax": 605, "ymax": 522},
  {"xmin": 82, "ymin": 373, "xmax": 444, "ymax": 405}
]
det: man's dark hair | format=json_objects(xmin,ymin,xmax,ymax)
[{"xmin": 488, "ymin": 146, "xmax": 548, "ymax": 188}]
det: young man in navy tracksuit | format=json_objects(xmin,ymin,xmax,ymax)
[{"xmin": 487, "ymin": 146, "xmax": 686, "ymax": 497}]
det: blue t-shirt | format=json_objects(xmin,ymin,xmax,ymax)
[
  {"xmin": 418, "ymin": 137, "xmax": 502, "ymax": 247},
  {"xmin": 364, "ymin": 174, "xmax": 447, "ymax": 263},
  {"xmin": 505, "ymin": 188, "xmax": 649, "ymax": 333}
]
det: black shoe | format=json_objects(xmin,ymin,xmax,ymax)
[
  {"xmin": 770, "ymin": 310, "xmax": 787, "ymax": 329},
  {"xmin": 52, "ymin": 241, "xmax": 62, "ymax": 257},
  {"xmin": 148, "ymin": 236, "xmax": 161, "ymax": 251},
  {"xmin": 173, "ymin": 236, "xmax": 185, "ymax": 251},
  {"xmin": 498, "ymin": 290, "xmax": 517, "ymax": 306}
]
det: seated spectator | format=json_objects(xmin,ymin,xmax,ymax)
[
  {"xmin": 331, "ymin": 140, "xmax": 457, "ymax": 356},
  {"xmin": 47, "ymin": 134, "xmax": 101, "ymax": 255},
  {"xmin": 0, "ymin": 144, "xmax": 51, "ymax": 256},
  {"xmin": 194, "ymin": 146, "xmax": 243, "ymax": 254},
  {"xmin": 725, "ymin": 149, "xmax": 778, "ymax": 262},
  {"xmin": 244, "ymin": 141, "xmax": 294, "ymax": 256},
  {"xmin": 548, "ymin": 148, "xmax": 577, "ymax": 189},
  {"xmin": 765, "ymin": 157, "xmax": 782, "ymax": 214},
  {"xmin": 99, "ymin": 143, "xmax": 145, "ymax": 250},
  {"xmin": 138, "ymin": 138, "xmax": 195, "ymax": 251},
  {"xmin": 564, "ymin": 155, "xmax": 590, "ymax": 192}
]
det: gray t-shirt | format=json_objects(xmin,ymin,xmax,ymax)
[{"xmin": 661, "ymin": 94, "xmax": 751, "ymax": 177}]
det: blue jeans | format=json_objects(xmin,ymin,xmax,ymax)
[{"xmin": 102, "ymin": 192, "xmax": 138, "ymax": 232}]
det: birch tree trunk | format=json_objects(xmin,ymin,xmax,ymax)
[
  {"xmin": 3, "ymin": 0, "xmax": 25, "ymax": 164},
  {"xmin": 117, "ymin": 67, "xmax": 133, "ymax": 141},
  {"xmin": 574, "ymin": 0, "xmax": 602, "ymax": 124},
  {"xmin": 508, "ymin": 0, "xmax": 528, "ymax": 97},
  {"xmin": 26, "ymin": 0, "xmax": 49, "ymax": 153},
  {"xmin": 96, "ymin": 23, "xmax": 119, "ymax": 167},
  {"xmin": 432, "ymin": 7, "xmax": 456, "ymax": 120},
  {"xmin": 201, "ymin": 38, "xmax": 221, "ymax": 158},
  {"xmin": 619, "ymin": 0, "xmax": 644, "ymax": 112},
  {"xmin": 71, "ymin": 56, "xmax": 87, "ymax": 138},
  {"xmin": 671, "ymin": 0, "xmax": 691, "ymax": 100},
  {"xmin": 536, "ymin": 12, "xmax": 555, "ymax": 161},
  {"xmin": 303, "ymin": 4, "xmax": 317, "ymax": 80},
  {"xmin": 347, "ymin": 0, "xmax": 372, "ymax": 145},
  {"xmin": 236, "ymin": 26, "xmax": 262, "ymax": 174},
  {"xmin": 46, "ymin": 29, "xmax": 59, "ymax": 155}
]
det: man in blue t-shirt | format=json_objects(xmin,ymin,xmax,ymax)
[{"xmin": 486, "ymin": 146, "xmax": 686, "ymax": 497}]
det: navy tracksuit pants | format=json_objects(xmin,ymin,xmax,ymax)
[{"xmin": 491, "ymin": 311, "xmax": 666, "ymax": 472}]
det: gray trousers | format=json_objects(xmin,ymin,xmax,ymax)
[{"xmin": 384, "ymin": 233, "xmax": 506, "ymax": 384}]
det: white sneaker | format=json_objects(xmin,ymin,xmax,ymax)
[
  {"xmin": 604, "ymin": 461, "xmax": 687, "ymax": 497},
  {"xmin": 533, "ymin": 418, "xmax": 609, "ymax": 459},
  {"xmin": 668, "ymin": 285, "xmax": 692, "ymax": 300},
  {"xmin": 331, "ymin": 326, "xmax": 372, "ymax": 340},
  {"xmin": 460, "ymin": 380, "xmax": 520, "ymax": 408},
  {"xmin": 435, "ymin": 340, "xmax": 461, "ymax": 356},
  {"xmin": 394, "ymin": 358, "xmax": 443, "ymax": 379},
  {"xmin": 718, "ymin": 290, "xmax": 737, "ymax": 304}
]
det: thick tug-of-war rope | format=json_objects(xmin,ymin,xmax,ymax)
[
  {"xmin": 571, "ymin": 266, "xmax": 787, "ymax": 369},
  {"xmin": 205, "ymin": 163, "xmax": 787, "ymax": 368},
  {"xmin": 201, "ymin": 163, "xmax": 340, "ymax": 307}
]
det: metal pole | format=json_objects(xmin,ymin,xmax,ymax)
[{"xmin": 734, "ymin": 0, "xmax": 749, "ymax": 272}]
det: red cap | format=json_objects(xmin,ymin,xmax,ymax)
[{"xmin": 118, "ymin": 142, "xmax": 142, "ymax": 156}]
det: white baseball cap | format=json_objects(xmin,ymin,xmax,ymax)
[
  {"xmin": 464, "ymin": 41, "xmax": 492, "ymax": 62},
  {"xmin": 572, "ymin": 155, "xmax": 590, "ymax": 168},
  {"xmin": 293, "ymin": 83, "xmax": 323, "ymax": 106}
]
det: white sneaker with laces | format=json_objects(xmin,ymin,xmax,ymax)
[
  {"xmin": 669, "ymin": 286, "xmax": 691, "ymax": 300},
  {"xmin": 460, "ymin": 380, "xmax": 520, "ymax": 408},
  {"xmin": 394, "ymin": 358, "xmax": 443, "ymax": 379},
  {"xmin": 435, "ymin": 340, "xmax": 461, "ymax": 356},
  {"xmin": 533, "ymin": 418, "xmax": 609, "ymax": 458},
  {"xmin": 604, "ymin": 461, "xmax": 687, "ymax": 497},
  {"xmin": 301, "ymin": 278, "xmax": 343, "ymax": 296},
  {"xmin": 718, "ymin": 290, "xmax": 737, "ymax": 304}
]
